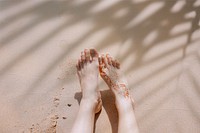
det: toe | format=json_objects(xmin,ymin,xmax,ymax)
[
  {"xmin": 109, "ymin": 57, "xmax": 113, "ymax": 66},
  {"xmin": 98, "ymin": 56, "xmax": 102, "ymax": 65},
  {"xmin": 115, "ymin": 60, "xmax": 120, "ymax": 69},
  {"xmin": 90, "ymin": 49, "xmax": 99, "ymax": 61},
  {"xmin": 111, "ymin": 59, "xmax": 117, "ymax": 67},
  {"xmin": 79, "ymin": 57, "xmax": 84, "ymax": 69},
  {"xmin": 78, "ymin": 59, "xmax": 82, "ymax": 70},
  {"xmin": 99, "ymin": 56, "xmax": 106, "ymax": 72},
  {"xmin": 106, "ymin": 54, "xmax": 112, "ymax": 65},
  {"xmin": 84, "ymin": 49, "xmax": 90, "ymax": 63},
  {"xmin": 102, "ymin": 54, "xmax": 108, "ymax": 68},
  {"xmin": 81, "ymin": 51, "xmax": 85, "ymax": 64}
]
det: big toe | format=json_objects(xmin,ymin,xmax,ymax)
[{"xmin": 90, "ymin": 49, "xmax": 99, "ymax": 61}]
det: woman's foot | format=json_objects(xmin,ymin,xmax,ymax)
[
  {"xmin": 99, "ymin": 54, "xmax": 134, "ymax": 108},
  {"xmin": 76, "ymin": 49, "xmax": 102, "ymax": 113}
]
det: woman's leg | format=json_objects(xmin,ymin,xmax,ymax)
[
  {"xmin": 71, "ymin": 49, "xmax": 102, "ymax": 133},
  {"xmin": 116, "ymin": 95, "xmax": 139, "ymax": 133},
  {"xmin": 99, "ymin": 54, "xmax": 139, "ymax": 133}
]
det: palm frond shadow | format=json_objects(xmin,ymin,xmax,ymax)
[{"xmin": 1, "ymin": 0, "xmax": 200, "ymax": 132}]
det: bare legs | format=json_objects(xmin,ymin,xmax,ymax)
[
  {"xmin": 99, "ymin": 54, "xmax": 139, "ymax": 133},
  {"xmin": 70, "ymin": 49, "xmax": 102, "ymax": 133},
  {"xmin": 71, "ymin": 49, "xmax": 139, "ymax": 133}
]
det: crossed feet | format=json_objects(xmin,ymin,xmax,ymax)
[{"xmin": 76, "ymin": 49, "xmax": 134, "ymax": 114}]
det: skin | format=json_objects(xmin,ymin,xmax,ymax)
[
  {"xmin": 70, "ymin": 49, "xmax": 102, "ymax": 133},
  {"xmin": 71, "ymin": 49, "xmax": 139, "ymax": 133},
  {"xmin": 99, "ymin": 54, "xmax": 139, "ymax": 133},
  {"xmin": 99, "ymin": 54, "xmax": 134, "ymax": 105}
]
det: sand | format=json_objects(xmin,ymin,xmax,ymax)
[{"xmin": 0, "ymin": 0, "xmax": 200, "ymax": 133}]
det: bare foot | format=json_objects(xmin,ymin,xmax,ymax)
[
  {"xmin": 76, "ymin": 49, "xmax": 102, "ymax": 113},
  {"xmin": 99, "ymin": 54, "xmax": 134, "ymax": 107}
]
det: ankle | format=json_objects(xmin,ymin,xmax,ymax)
[
  {"xmin": 79, "ymin": 99, "xmax": 97, "ymax": 111},
  {"xmin": 82, "ymin": 91, "xmax": 100, "ymax": 101},
  {"xmin": 81, "ymin": 96, "xmax": 100, "ymax": 106},
  {"xmin": 115, "ymin": 97, "xmax": 134, "ymax": 111}
]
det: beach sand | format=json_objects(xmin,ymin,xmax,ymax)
[{"xmin": 0, "ymin": 0, "xmax": 200, "ymax": 133}]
